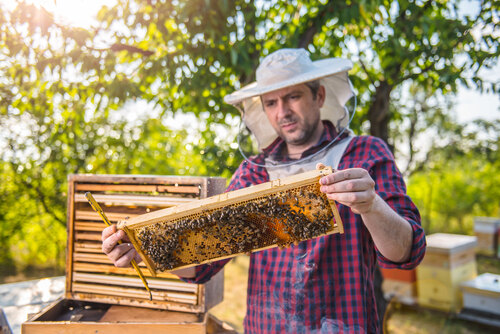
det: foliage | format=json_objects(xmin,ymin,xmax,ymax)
[
  {"xmin": 0, "ymin": 0, "xmax": 498, "ymax": 273},
  {"xmin": 407, "ymin": 119, "xmax": 500, "ymax": 234}
]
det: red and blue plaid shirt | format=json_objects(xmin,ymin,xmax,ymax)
[{"xmin": 184, "ymin": 122, "xmax": 426, "ymax": 333}]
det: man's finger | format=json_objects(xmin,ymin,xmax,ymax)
[
  {"xmin": 102, "ymin": 229, "xmax": 126, "ymax": 254},
  {"xmin": 326, "ymin": 191, "xmax": 374, "ymax": 204},
  {"xmin": 102, "ymin": 224, "xmax": 117, "ymax": 241},
  {"xmin": 320, "ymin": 178, "xmax": 375, "ymax": 194},
  {"xmin": 320, "ymin": 168, "xmax": 366, "ymax": 185},
  {"xmin": 107, "ymin": 242, "xmax": 135, "ymax": 260},
  {"xmin": 114, "ymin": 247, "xmax": 138, "ymax": 268},
  {"xmin": 316, "ymin": 162, "xmax": 326, "ymax": 170}
]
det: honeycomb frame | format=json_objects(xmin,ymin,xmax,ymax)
[{"xmin": 118, "ymin": 166, "xmax": 344, "ymax": 276}]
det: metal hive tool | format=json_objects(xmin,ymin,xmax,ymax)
[{"xmin": 118, "ymin": 166, "xmax": 344, "ymax": 276}]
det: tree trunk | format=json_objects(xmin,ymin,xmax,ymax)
[
  {"xmin": 368, "ymin": 81, "xmax": 393, "ymax": 147},
  {"xmin": 367, "ymin": 81, "xmax": 393, "ymax": 331}
]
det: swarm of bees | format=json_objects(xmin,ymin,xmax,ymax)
[{"xmin": 137, "ymin": 183, "xmax": 336, "ymax": 272}]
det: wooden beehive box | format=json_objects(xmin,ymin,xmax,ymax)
[
  {"xmin": 21, "ymin": 174, "xmax": 241, "ymax": 334},
  {"xmin": 380, "ymin": 268, "xmax": 416, "ymax": 283},
  {"xmin": 380, "ymin": 267, "xmax": 417, "ymax": 305},
  {"xmin": 65, "ymin": 174, "xmax": 226, "ymax": 312},
  {"xmin": 417, "ymin": 233, "xmax": 478, "ymax": 312},
  {"xmin": 474, "ymin": 217, "xmax": 500, "ymax": 256},
  {"xmin": 381, "ymin": 279, "xmax": 417, "ymax": 305},
  {"xmin": 461, "ymin": 273, "xmax": 500, "ymax": 316},
  {"xmin": 22, "ymin": 300, "xmax": 213, "ymax": 334},
  {"xmin": 119, "ymin": 167, "xmax": 344, "ymax": 275}
]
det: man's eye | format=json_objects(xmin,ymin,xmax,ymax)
[
  {"xmin": 290, "ymin": 95, "xmax": 300, "ymax": 100},
  {"xmin": 265, "ymin": 101, "xmax": 275, "ymax": 107}
]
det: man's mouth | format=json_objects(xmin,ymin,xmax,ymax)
[{"xmin": 279, "ymin": 120, "xmax": 297, "ymax": 131}]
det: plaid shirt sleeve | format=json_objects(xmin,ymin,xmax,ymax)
[{"xmin": 356, "ymin": 136, "xmax": 426, "ymax": 269}]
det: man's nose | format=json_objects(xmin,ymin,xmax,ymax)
[{"xmin": 276, "ymin": 99, "xmax": 292, "ymax": 118}]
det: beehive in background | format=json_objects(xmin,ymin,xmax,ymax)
[
  {"xmin": 380, "ymin": 267, "xmax": 417, "ymax": 305},
  {"xmin": 66, "ymin": 174, "xmax": 226, "ymax": 313},
  {"xmin": 473, "ymin": 217, "xmax": 500, "ymax": 257},
  {"xmin": 417, "ymin": 233, "xmax": 477, "ymax": 312},
  {"xmin": 460, "ymin": 273, "xmax": 500, "ymax": 316},
  {"xmin": 119, "ymin": 167, "xmax": 344, "ymax": 275}
]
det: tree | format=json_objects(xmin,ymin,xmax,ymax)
[
  {"xmin": 0, "ymin": 1, "xmax": 497, "ymax": 316},
  {"xmin": 407, "ymin": 119, "xmax": 500, "ymax": 233},
  {"xmin": 3, "ymin": 0, "xmax": 497, "ymax": 166}
]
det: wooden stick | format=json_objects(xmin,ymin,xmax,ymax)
[{"xmin": 85, "ymin": 192, "xmax": 153, "ymax": 301}]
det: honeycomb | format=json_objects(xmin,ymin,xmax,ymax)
[{"xmin": 118, "ymin": 167, "xmax": 343, "ymax": 274}]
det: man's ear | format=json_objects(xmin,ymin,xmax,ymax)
[{"xmin": 317, "ymin": 85, "xmax": 326, "ymax": 107}]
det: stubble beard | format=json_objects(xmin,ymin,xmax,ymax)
[{"xmin": 279, "ymin": 116, "xmax": 318, "ymax": 147}]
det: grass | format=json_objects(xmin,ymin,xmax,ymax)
[
  {"xmin": 210, "ymin": 256, "xmax": 249, "ymax": 333},
  {"xmin": 386, "ymin": 304, "xmax": 499, "ymax": 334},
  {"xmin": 209, "ymin": 255, "xmax": 500, "ymax": 333}
]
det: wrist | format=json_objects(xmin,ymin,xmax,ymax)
[{"xmin": 357, "ymin": 193, "xmax": 383, "ymax": 216}]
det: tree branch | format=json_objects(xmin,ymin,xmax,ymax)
[
  {"xmin": 296, "ymin": 2, "xmax": 334, "ymax": 48},
  {"xmin": 359, "ymin": 56, "xmax": 376, "ymax": 87},
  {"xmin": 399, "ymin": 62, "xmax": 435, "ymax": 83},
  {"xmin": 89, "ymin": 43, "xmax": 154, "ymax": 56},
  {"xmin": 298, "ymin": 24, "xmax": 317, "ymax": 49},
  {"xmin": 238, "ymin": 2, "xmax": 260, "ymax": 85}
]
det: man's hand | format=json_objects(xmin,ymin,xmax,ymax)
[
  {"xmin": 102, "ymin": 224, "xmax": 142, "ymax": 267},
  {"xmin": 101, "ymin": 224, "xmax": 197, "ymax": 278},
  {"xmin": 316, "ymin": 163, "xmax": 413, "ymax": 263},
  {"xmin": 318, "ymin": 166, "xmax": 378, "ymax": 215}
]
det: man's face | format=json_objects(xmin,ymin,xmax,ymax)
[{"xmin": 262, "ymin": 83, "xmax": 325, "ymax": 150}]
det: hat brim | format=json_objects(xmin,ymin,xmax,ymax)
[{"xmin": 224, "ymin": 58, "xmax": 353, "ymax": 105}]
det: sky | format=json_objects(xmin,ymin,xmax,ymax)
[{"xmin": 2, "ymin": 0, "xmax": 499, "ymax": 124}]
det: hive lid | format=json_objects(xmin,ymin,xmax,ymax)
[
  {"xmin": 461, "ymin": 273, "xmax": 500, "ymax": 296},
  {"xmin": 426, "ymin": 233, "xmax": 477, "ymax": 254},
  {"xmin": 474, "ymin": 217, "xmax": 500, "ymax": 233}
]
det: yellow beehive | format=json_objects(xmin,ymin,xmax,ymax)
[
  {"xmin": 118, "ymin": 166, "xmax": 344, "ymax": 276},
  {"xmin": 63, "ymin": 174, "xmax": 227, "ymax": 312},
  {"xmin": 417, "ymin": 233, "xmax": 477, "ymax": 312},
  {"xmin": 417, "ymin": 261, "xmax": 477, "ymax": 312}
]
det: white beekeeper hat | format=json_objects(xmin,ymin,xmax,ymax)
[{"xmin": 224, "ymin": 48, "xmax": 355, "ymax": 151}]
